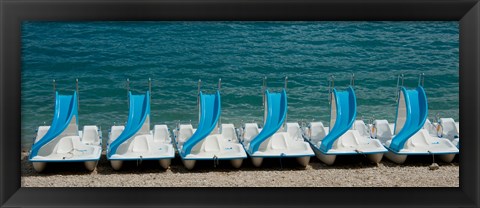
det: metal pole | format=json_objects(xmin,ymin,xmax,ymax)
[
  {"xmin": 218, "ymin": 78, "xmax": 221, "ymax": 129},
  {"xmin": 329, "ymin": 75, "xmax": 334, "ymax": 105},
  {"xmin": 284, "ymin": 76, "xmax": 288, "ymax": 90},
  {"xmin": 262, "ymin": 76, "xmax": 267, "ymax": 108},
  {"xmin": 401, "ymin": 74, "xmax": 404, "ymax": 86},
  {"xmin": 148, "ymin": 78, "xmax": 152, "ymax": 100},
  {"xmin": 52, "ymin": 79, "xmax": 56, "ymax": 105},
  {"xmin": 76, "ymin": 79, "xmax": 79, "ymax": 110},
  {"xmin": 126, "ymin": 78, "xmax": 130, "ymax": 108},
  {"xmin": 396, "ymin": 75, "xmax": 400, "ymax": 102},
  {"xmin": 418, "ymin": 73, "xmax": 425, "ymax": 87},
  {"xmin": 284, "ymin": 76, "xmax": 288, "ymax": 130},
  {"xmin": 197, "ymin": 79, "xmax": 201, "ymax": 110}
]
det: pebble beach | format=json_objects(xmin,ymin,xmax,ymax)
[{"xmin": 21, "ymin": 151, "xmax": 459, "ymax": 187}]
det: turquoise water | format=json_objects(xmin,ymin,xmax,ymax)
[{"xmin": 21, "ymin": 21, "xmax": 459, "ymax": 149}]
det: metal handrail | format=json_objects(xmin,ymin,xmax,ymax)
[
  {"xmin": 262, "ymin": 76, "xmax": 267, "ymax": 108},
  {"xmin": 52, "ymin": 79, "xmax": 56, "ymax": 103},
  {"xmin": 126, "ymin": 78, "xmax": 130, "ymax": 109},
  {"xmin": 350, "ymin": 73, "xmax": 355, "ymax": 88},
  {"xmin": 76, "ymin": 79, "xmax": 79, "ymax": 110},
  {"xmin": 395, "ymin": 74, "xmax": 404, "ymax": 102},
  {"xmin": 284, "ymin": 76, "xmax": 288, "ymax": 130},
  {"xmin": 218, "ymin": 78, "xmax": 221, "ymax": 128},
  {"xmin": 418, "ymin": 73, "xmax": 425, "ymax": 87},
  {"xmin": 328, "ymin": 75, "xmax": 334, "ymax": 105},
  {"xmin": 197, "ymin": 79, "xmax": 201, "ymax": 110},
  {"xmin": 148, "ymin": 78, "xmax": 152, "ymax": 100}
]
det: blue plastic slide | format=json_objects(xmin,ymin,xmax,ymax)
[
  {"xmin": 248, "ymin": 89, "xmax": 287, "ymax": 154},
  {"xmin": 319, "ymin": 86, "xmax": 357, "ymax": 153},
  {"xmin": 29, "ymin": 91, "xmax": 79, "ymax": 159},
  {"xmin": 107, "ymin": 91, "xmax": 150, "ymax": 158},
  {"xmin": 180, "ymin": 91, "xmax": 221, "ymax": 156},
  {"xmin": 390, "ymin": 86, "xmax": 428, "ymax": 152}
]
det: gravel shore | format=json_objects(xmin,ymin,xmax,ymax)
[{"xmin": 21, "ymin": 152, "xmax": 459, "ymax": 187}]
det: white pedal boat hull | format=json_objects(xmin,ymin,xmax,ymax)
[
  {"xmin": 30, "ymin": 126, "xmax": 102, "ymax": 172},
  {"xmin": 384, "ymin": 130, "xmax": 458, "ymax": 164},
  {"xmin": 108, "ymin": 125, "xmax": 175, "ymax": 170},
  {"xmin": 305, "ymin": 122, "xmax": 387, "ymax": 165},
  {"xmin": 176, "ymin": 124, "xmax": 247, "ymax": 170},
  {"xmin": 241, "ymin": 123, "xmax": 314, "ymax": 167}
]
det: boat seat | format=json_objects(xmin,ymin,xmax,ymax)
[
  {"xmin": 56, "ymin": 137, "xmax": 74, "ymax": 154},
  {"xmin": 340, "ymin": 131, "xmax": 359, "ymax": 147},
  {"xmin": 373, "ymin": 120, "xmax": 392, "ymax": 142},
  {"xmin": 154, "ymin": 125, "xmax": 169, "ymax": 142},
  {"xmin": 82, "ymin": 126, "xmax": 98, "ymax": 144},
  {"xmin": 440, "ymin": 118, "xmax": 458, "ymax": 140},
  {"xmin": 204, "ymin": 135, "xmax": 221, "ymax": 152},
  {"xmin": 309, "ymin": 122, "xmax": 326, "ymax": 142},
  {"xmin": 286, "ymin": 123, "xmax": 302, "ymax": 140},
  {"xmin": 270, "ymin": 134, "xmax": 287, "ymax": 150},
  {"xmin": 35, "ymin": 126, "xmax": 50, "ymax": 144},
  {"xmin": 353, "ymin": 120, "xmax": 370, "ymax": 137},
  {"xmin": 110, "ymin": 126, "xmax": 125, "ymax": 142},
  {"xmin": 178, "ymin": 125, "xmax": 194, "ymax": 144},
  {"xmin": 243, "ymin": 123, "xmax": 259, "ymax": 143},
  {"xmin": 132, "ymin": 135, "xmax": 149, "ymax": 153},
  {"xmin": 221, "ymin": 124, "xmax": 237, "ymax": 141},
  {"xmin": 409, "ymin": 131, "xmax": 429, "ymax": 147}
]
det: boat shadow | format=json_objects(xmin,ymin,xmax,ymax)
[
  {"xmin": 21, "ymin": 152, "xmax": 459, "ymax": 176},
  {"xmin": 168, "ymin": 156, "xmax": 311, "ymax": 173}
]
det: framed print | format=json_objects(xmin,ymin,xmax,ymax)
[{"xmin": 1, "ymin": 0, "xmax": 479, "ymax": 207}]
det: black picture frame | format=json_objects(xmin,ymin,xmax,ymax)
[{"xmin": 1, "ymin": 0, "xmax": 479, "ymax": 207}]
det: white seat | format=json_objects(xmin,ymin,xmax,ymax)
[
  {"xmin": 110, "ymin": 126, "xmax": 125, "ymax": 143},
  {"xmin": 56, "ymin": 137, "xmax": 74, "ymax": 154},
  {"xmin": 409, "ymin": 131, "xmax": 429, "ymax": 147},
  {"xmin": 178, "ymin": 124, "xmax": 194, "ymax": 144},
  {"xmin": 132, "ymin": 135, "xmax": 149, "ymax": 153},
  {"xmin": 204, "ymin": 135, "xmax": 221, "ymax": 152},
  {"xmin": 308, "ymin": 122, "xmax": 326, "ymax": 143},
  {"xmin": 243, "ymin": 123, "xmax": 259, "ymax": 144},
  {"xmin": 35, "ymin": 126, "xmax": 50, "ymax": 144},
  {"xmin": 154, "ymin": 125, "xmax": 170, "ymax": 142},
  {"xmin": 270, "ymin": 134, "xmax": 287, "ymax": 150},
  {"xmin": 373, "ymin": 120, "xmax": 392, "ymax": 144},
  {"xmin": 353, "ymin": 120, "xmax": 370, "ymax": 137},
  {"xmin": 440, "ymin": 118, "xmax": 459, "ymax": 140},
  {"xmin": 286, "ymin": 123, "xmax": 302, "ymax": 140},
  {"xmin": 221, "ymin": 124, "xmax": 237, "ymax": 142},
  {"xmin": 340, "ymin": 131, "xmax": 358, "ymax": 147},
  {"xmin": 82, "ymin": 126, "xmax": 99, "ymax": 144}
]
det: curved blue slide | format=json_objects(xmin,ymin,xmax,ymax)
[
  {"xmin": 107, "ymin": 91, "xmax": 150, "ymax": 158},
  {"xmin": 248, "ymin": 89, "xmax": 287, "ymax": 154},
  {"xmin": 29, "ymin": 91, "xmax": 79, "ymax": 159},
  {"xmin": 319, "ymin": 86, "xmax": 357, "ymax": 153},
  {"xmin": 181, "ymin": 91, "xmax": 221, "ymax": 156},
  {"xmin": 390, "ymin": 86, "xmax": 428, "ymax": 152}
]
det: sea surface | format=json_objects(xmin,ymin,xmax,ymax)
[{"xmin": 21, "ymin": 21, "xmax": 459, "ymax": 149}]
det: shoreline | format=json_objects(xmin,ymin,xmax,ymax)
[{"xmin": 22, "ymin": 152, "xmax": 459, "ymax": 187}]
